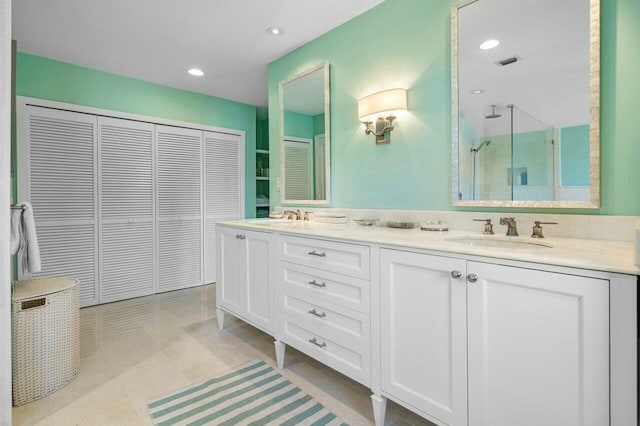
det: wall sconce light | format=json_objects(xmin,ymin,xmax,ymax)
[{"xmin": 357, "ymin": 88, "xmax": 407, "ymax": 144}]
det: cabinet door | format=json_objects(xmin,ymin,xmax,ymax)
[
  {"xmin": 20, "ymin": 106, "xmax": 99, "ymax": 307},
  {"xmin": 216, "ymin": 227, "xmax": 243, "ymax": 314},
  {"xmin": 242, "ymin": 230, "xmax": 274, "ymax": 333},
  {"xmin": 380, "ymin": 249, "xmax": 468, "ymax": 426},
  {"xmin": 467, "ymin": 262, "xmax": 609, "ymax": 426}
]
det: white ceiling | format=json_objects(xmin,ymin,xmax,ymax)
[{"xmin": 12, "ymin": 0, "xmax": 384, "ymax": 107}]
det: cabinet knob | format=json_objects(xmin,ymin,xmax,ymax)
[
  {"xmin": 467, "ymin": 273, "xmax": 478, "ymax": 283},
  {"xmin": 451, "ymin": 270, "xmax": 462, "ymax": 279},
  {"xmin": 236, "ymin": 234, "xmax": 246, "ymax": 240}
]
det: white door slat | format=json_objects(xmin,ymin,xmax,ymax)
[
  {"xmin": 100, "ymin": 222, "xmax": 155, "ymax": 303},
  {"xmin": 32, "ymin": 224, "xmax": 97, "ymax": 307},
  {"xmin": 98, "ymin": 117, "xmax": 156, "ymax": 303},
  {"xmin": 158, "ymin": 219, "xmax": 202, "ymax": 292}
]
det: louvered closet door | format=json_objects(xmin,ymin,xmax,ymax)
[
  {"xmin": 284, "ymin": 138, "xmax": 312, "ymax": 200},
  {"xmin": 21, "ymin": 106, "xmax": 99, "ymax": 307},
  {"xmin": 203, "ymin": 131, "xmax": 243, "ymax": 284},
  {"xmin": 98, "ymin": 117, "xmax": 155, "ymax": 303},
  {"xmin": 156, "ymin": 125, "xmax": 203, "ymax": 292}
]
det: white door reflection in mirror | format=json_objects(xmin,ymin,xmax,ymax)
[{"xmin": 284, "ymin": 137, "xmax": 312, "ymax": 200}]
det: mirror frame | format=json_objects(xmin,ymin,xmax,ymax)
[
  {"xmin": 279, "ymin": 62, "xmax": 331, "ymax": 205},
  {"xmin": 451, "ymin": 0, "xmax": 600, "ymax": 208}
]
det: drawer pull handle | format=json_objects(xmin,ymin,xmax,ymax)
[
  {"xmin": 309, "ymin": 337, "xmax": 327, "ymax": 349},
  {"xmin": 308, "ymin": 280, "xmax": 327, "ymax": 288},
  {"xmin": 308, "ymin": 250, "xmax": 326, "ymax": 258},
  {"xmin": 308, "ymin": 308, "xmax": 327, "ymax": 319}
]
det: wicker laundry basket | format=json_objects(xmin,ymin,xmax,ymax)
[{"xmin": 11, "ymin": 277, "xmax": 80, "ymax": 406}]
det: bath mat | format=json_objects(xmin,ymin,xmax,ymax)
[{"xmin": 147, "ymin": 360, "xmax": 349, "ymax": 426}]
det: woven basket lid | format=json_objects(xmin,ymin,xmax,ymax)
[{"xmin": 12, "ymin": 277, "xmax": 79, "ymax": 301}]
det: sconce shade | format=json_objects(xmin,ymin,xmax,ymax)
[{"xmin": 357, "ymin": 88, "xmax": 407, "ymax": 120}]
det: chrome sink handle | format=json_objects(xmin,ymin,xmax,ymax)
[
  {"xmin": 531, "ymin": 221, "xmax": 558, "ymax": 238},
  {"xmin": 474, "ymin": 219, "xmax": 494, "ymax": 235}
]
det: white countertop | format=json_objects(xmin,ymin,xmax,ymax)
[{"xmin": 218, "ymin": 219, "xmax": 640, "ymax": 276}]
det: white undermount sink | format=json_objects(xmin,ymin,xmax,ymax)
[
  {"xmin": 249, "ymin": 218, "xmax": 296, "ymax": 228},
  {"xmin": 445, "ymin": 236, "xmax": 553, "ymax": 249}
]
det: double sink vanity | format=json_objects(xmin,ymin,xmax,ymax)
[
  {"xmin": 215, "ymin": 215, "xmax": 638, "ymax": 426},
  {"xmin": 218, "ymin": 1, "xmax": 637, "ymax": 424}
]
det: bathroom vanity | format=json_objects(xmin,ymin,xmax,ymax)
[{"xmin": 215, "ymin": 219, "xmax": 637, "ymax": 426}]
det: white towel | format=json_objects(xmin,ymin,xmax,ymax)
[
  {"xmin": 11, "ymin": 202, "xmax": 42, "ymax": 274},
  {"xmin": 10, "ymin": 206, "xmax": 24, "ymax": 255}
]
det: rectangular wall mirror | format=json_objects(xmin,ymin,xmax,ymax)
[
  {"xmin": 280, "ymin": 62, "xmax": 330, "ymax": 205},
  {"xmin": 451, "ymin": 0, "xmax": 600, "ymax": 208}
]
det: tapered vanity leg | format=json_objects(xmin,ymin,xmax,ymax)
[
  {"xmin": 216, "ymin": 308, "xmax": 225, "ymax": 331},
  {"xmin": 274, "ymin": 340, "xmax": 286, "ymax": 370},
  {"xmin": 371, "ymin": 394, "xmax": 387, "ymax": 426}
]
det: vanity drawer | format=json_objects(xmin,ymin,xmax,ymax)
[
  {"xmin": 279, "ymin": 235, "xmax": 370, "ymax": 280},
  {"xmin": 279, "ymin": 310, "xmax": 371, "ymax": 386},
  {"xmin": 280, "ymin": 292, "xmax": 369, "ymax": 346},
  {"xmin": 279, "ymin": 262, "xmax": 370, "ymax": 314}
]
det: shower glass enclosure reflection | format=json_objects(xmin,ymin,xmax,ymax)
[{"xmin": 459, "ymin": 104, "xmax": 554, "ymax": 201}]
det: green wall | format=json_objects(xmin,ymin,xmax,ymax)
[
  {"xmin": 268, "ymin": 0, "xmax": 640, "ymax": 215},
  {"xmin": 560, "ymin": 125, "xmax": 590, "ymax": 186},
  {"xmin": 284, "ymin": 111, "xmax": 314, "ymax": 139},
  {"xmin": 313, "ymin": 113, "xmax": 325, "ymax": 135},
  {"xmin": 16, "ymin": 52, "xmax": 258, "ymax": 218}
]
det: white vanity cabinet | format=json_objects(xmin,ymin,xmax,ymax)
[
  {"xmin": 466, "ymin": 261, "xmax": 609, "ymax": 426},
  {"xmin": 275, "ymin": 235, "xmax": 372, "ymax": 386},
  {"xmin": 214, "ymin": 221, "xmax": 636, "ymax": 426},
  {"xmin": 379, "ymin": 249, "xmax": 468, "ymax": 426},
  {"xmin": 379, "ymin": 248, "xmax": 611, "ymax": 426},
  {"xmin": 216, "ymin": 227, "xmax": 275, "ymax": 334}
]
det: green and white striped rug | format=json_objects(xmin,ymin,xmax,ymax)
[{"xmin": 147, "ymin": 360, "xmax": 349, "ymax": 426}]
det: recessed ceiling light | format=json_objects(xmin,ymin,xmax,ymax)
[
  {"xmin": 470, "ymin": 89, "xmax": 485, "ymax": 94},
  {"xmin": 187, "ymin": 68, "xmax": 204, "ymax": 77},
  {"xmin": 479, "ymin": 39, "xmax": 500, "ymax": 50},
  {"xmin": 267, "ymin": 27, "xmax": 284, "ymax": 36}
]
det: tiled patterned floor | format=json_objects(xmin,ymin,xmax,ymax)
[{"xmin": 12, "ymin": 285, "xmax": 434, "ymax": 426}]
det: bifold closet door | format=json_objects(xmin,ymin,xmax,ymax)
[
  {"xmin": 203, "ymin": 131, "xmax": 243, "ymax": 284},
  {"xmin": 156, "ymin": 125, "xmax": 203, "ymax": 292},
  {"xmin": 98, "ymin": 117, "xmax": 155, "ymax": 303},
  {"xmin": 20, "ymin": 106, "xmax": 99, "ymax": 307}
]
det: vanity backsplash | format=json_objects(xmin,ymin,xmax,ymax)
[{"xmin": 273, "ymin": 208, "xmax": 639, "ymax": 243}]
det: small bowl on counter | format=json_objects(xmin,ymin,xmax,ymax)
[
  {"xmin": 385, "ymin": 221, "xmax": 420, "ymax": 229},
  {"xmin": 353, "ymin": 218, "xmax": 379, "ymax": 226}
]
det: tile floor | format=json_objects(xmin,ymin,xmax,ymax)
[{"xmin": 12, "ymin": 284, "xmax": 435, "ymax": 426}]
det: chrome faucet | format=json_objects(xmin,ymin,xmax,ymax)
[
  {"xmin": 499, "ymin": 217, "xmax": 519, "ymax": 236},
  {"xmin": 283, "ymin": 209, "xmax": 302, "ymax": 220}
]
